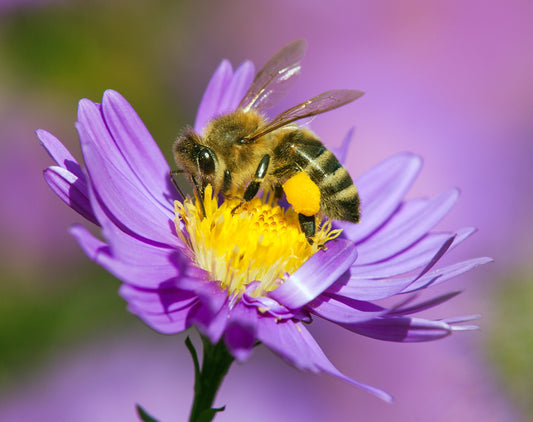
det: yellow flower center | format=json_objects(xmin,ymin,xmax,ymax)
[{"xmin": 174, "ymin": 185, "xmax": 341, "ymax": 299}]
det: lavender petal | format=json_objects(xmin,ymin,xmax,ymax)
[
  {"xmin": 308, "ymin": 292, "xmax": 386, "ymax": 323},
  {"xmin": 217, "ymin": 60, "xmax": 255, "ymax": 115},
  {"xmin": 37, "ymin": 129, "xmax": 85, "ymax": 179},
  {"xmin": 126, "ymin": 300, "xmax": 195, "ymax": 334},
  {"xmin": 351, "ymin": 227, "xmax": 476, "ymax": 279},
  {"xmin": 269, "ymin": 238, "xmax": 357, "ymax": 310},
  {"xmin": 77, "ymin": 122, "xmax": 176, "ymax": 245},
  {"xmin": 330, "ymin": 127, "xmax": 354, "ymax": 164},
  {"xmin": 101, "ymin": 90, "xmax": 174, "ymax": 209},
  {"xmin": 337, "ymin": 153, "xmax": 422, "ymax": 242},
  {"xmin": 402, "ymin": 256, "xmax": 494, "ymax": 293},
  {"xmin": 194, "ymin": 60, "xmax": 233, "ymax": 132},
  {"xmin": 224, "ymin": 302, "xmax": 258, "ymax": 362},
  {"xmin": 330, "ymin": 235, "xmax": 454, "ymax": 301},
  {"xmin": 341, "ymin": 316, "xmax": 455, "ymax": 342},
  {"xmin": 355, "ymin": 189, "xmax": 459, "ymax": 265},
  {"xmin": 190, "ymin": 300, "xmax": 230, "ymax": 345},
  {"xmin": 44, "ymin": 166, "xmax": 98, "ymax": 225},
  {"xmin": 119, "ymin": 284, "xmax": 197, "ymax": 315},
  {"xmin": 256, "ymin": 317, "xmax": 393, "ymax": 402},
  {"xmin": 391, "ymin": 291, "xmax": 462, "ymax": 316},
  {"xmin": 70, "ymin": 225, "xmax": 181, "ymax": 288}
]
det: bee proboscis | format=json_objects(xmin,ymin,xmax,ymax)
[{"xmin": 173, "ymin": 39, "xmax": 362, "ymax": 241}]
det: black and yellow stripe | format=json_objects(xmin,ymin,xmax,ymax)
[{"xmin": 275, "ymin": 130, "xmax": 360, "ymax": 223}]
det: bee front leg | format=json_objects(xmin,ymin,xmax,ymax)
[
  {"xmin": 244, "ymin": 154, "xmax": 270, "ymax": 201},
  {"xmin": 232, "ymin": 154, "xmax": 270, "ymax": 214}
]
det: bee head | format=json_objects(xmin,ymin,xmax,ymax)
[{"xmin": 173, "ymin": 127, "xmax": 222, "ymax": 194}]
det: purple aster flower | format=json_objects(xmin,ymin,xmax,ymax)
[{"xmin": 38, "ymin": 49, "xmax": 490, "ymax": 405}]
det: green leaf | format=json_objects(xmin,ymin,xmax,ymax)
[{"xmin": 136, "ymin": 404, "xmax": 160, "ymax": 422}]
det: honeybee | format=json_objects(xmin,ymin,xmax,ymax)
[{"xmin": 173, "ymin": 39, "xmax": 362, "ymax": 241}]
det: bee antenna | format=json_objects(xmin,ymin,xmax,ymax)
[{"xmin": 169, "ymin": 169, "xmax": 187, "ymax": 200}]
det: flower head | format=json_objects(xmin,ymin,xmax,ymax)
[
  {"xmin": 39, "ymin": 56, "xmax": 490, "ymax": 402},
  {"xmin": 176, "ymin": 185, "xmax": 339, "ymax": 299}
]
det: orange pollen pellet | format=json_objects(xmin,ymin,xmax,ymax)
[{"xmin": 282, "ymin": 172, "xmax": 321, "ymax": 216}]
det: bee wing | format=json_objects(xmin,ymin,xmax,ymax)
[
  {"xmin": 238, "ymin": 39, "xmax": 307, "ymax": 113},
  {"xmin": 246, "ymin": 89, "xmax": 364, "ymax": 142}
]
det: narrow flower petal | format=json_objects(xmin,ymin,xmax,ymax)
[
  {"xmin": 119, "ymin": 284, "xmax": 198, "ymax": 315},
  {"xmin": 78, "ymin": 149, "xmax": 187, "ymax": 275},
  {"xmin": 194, "ymin": 59, "xmax": 233, "ymax": 132},
  {"xmin": 329, "ymin": 274, "xmax": 419, "ymax": 302},
  {"xmin": 391, "ymin": 291, "xmax": 462, "ymax": 316},
  {"xmin": 101, "ymin": 90, "xmax": 175, "ymax": 208},
  {"xmin": 355, "ymin": 189, "xmax": 459, "ymax": 265},
  {"xmin": 99, "ymin": 222, "xmax": 183, "ymax": 272},
  {"xmin": 70, "ymin": 225, "xmax": 181, "ymax": 288},
  {"xmin": 337, "ymin": 153, "xmax": 422, "ymax": 242},
  {"xmin": 269, "ymin": 238, "xmax": 357, "ymax": 310},
  {"xmin": 293, "ymin": 321, "xmax": 394, "ymax": 403},
  {"xmin": 77, "ymin": 122, "xmax": 176, "ymax": 245},
  {"xmin": 330, "ymin": 127, "xmax": 354, "ymax": 165},
  {"xmin": 256, "ymin": 317, "xmax": 393, "ymax": 402},
  {"xmin": 351, "ymin": 227, "xmax": 476, "ymax": 279},
  {"xmin": 342, "ymin": 316, "xmax": 454, "ymax": 342},
  {"xmin": 125, "ymin": 295, "xmax": 196, "ymax": 335},
  {"xmin": 224, "ymin": 302, "xmax": 258, "ymax": 361},
  {"xmin": 43, "ymin": 166, "xmax": 98, "ymax": 225},
  {"xmin": 444, "ymin": 315, "xmax": 481, "ymax": 331},
  {"xmin": 402, "ymin": 256, "xmax": 493, "ymax": 293},
  {"xmin": 242, "ymin": 287, "xmax": 294, "ymax": 320},
  {"xmin": 37, "ymin": 129, "xmax": 85, "ymax": 179},
  {"xmin": 308, "ymin": 292, "xmax": 386, "ymax": 323},
  {"xmin": 76, "ymin": 98, "xmax": 174, "ymax": 215},
  {"xmin": 190, "ymin": 299, "xmax": 230, "ymax": 344},
  {"xmin": 330, "ymin": 235, "xmax": 456, "ymax": 301},
  {"xmin": 217, "ymin": 60, "xmax": 254, "ymax": 115},
  {"xmin": 351, "ymin": 233, "xmax": 453, "ymax": 279},
  {"xmin": 69, "ymin": 222, "xmax": 106, "ymax": 259}
]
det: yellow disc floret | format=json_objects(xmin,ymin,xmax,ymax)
[
  {"xmin": 174, "ymin": 185, "xmax": 340, "ymax": 300},
  {"xmin": 282, "ymin": 172, "xmax": 321, "ymax": 216}
]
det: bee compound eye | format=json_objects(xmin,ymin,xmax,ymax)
[{"xmin": 197, "ymin": 147, "xmax": 216, "ymax": 175}]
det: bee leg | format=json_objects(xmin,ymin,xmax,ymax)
[
  {"xmin": 298, "ymin": 213, "xmax": 316, "ymax": 244},
  {"xmin": 273, "ymin": 185, "xmax": 284, "ymax": 201},
  {"xmin": 244, "ymin": 154, "xmax": 270, "ymax": 201},
  {"xmin": 232, "ymin": 154, "xmax": 271, "ymax": 214},
  {"xmin": 222, "ymin": 170, "xmax": 232, "ymax": 195}
]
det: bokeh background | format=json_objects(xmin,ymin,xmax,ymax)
[{"xmin": 1, "ymin": 1, "xmax": 532, "ymax": 421}]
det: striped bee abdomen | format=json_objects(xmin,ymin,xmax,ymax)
[{"xmin": 274, "ymin": 129, "xmax": 360, "ymax": 223}]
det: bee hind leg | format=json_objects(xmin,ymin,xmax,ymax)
[{"xmin": 298, "ymin": 213, "xmax": 316, "ymax": 244}]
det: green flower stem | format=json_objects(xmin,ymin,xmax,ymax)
[{"xmin": 186, "ymin": 335, "xmax": 235, "ymax": 422}]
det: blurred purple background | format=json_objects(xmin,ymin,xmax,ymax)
[{"xmin": 1, "ymin": 1, "xmax": 532, "ymax": 421}]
